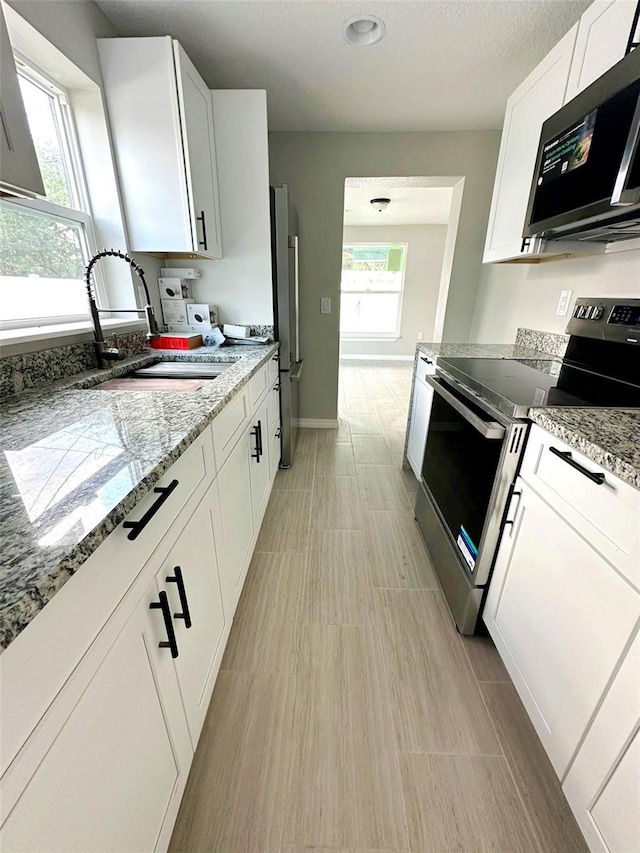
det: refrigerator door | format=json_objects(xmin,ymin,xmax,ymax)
[
  {"xmin": 271, "ymin": 185, "xmax": 299, "ymax": 372},
  {"xmin": 279, "ymin": 360, "xmax": 303, "ymax": 468}
]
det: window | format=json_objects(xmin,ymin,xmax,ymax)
[
  {"xmin": 0, "ymin": 61, "xmax": 98, "ymax": 329},
  {"xmin": 340, "ymin": 243, "xmax": 407, "ymax": 338}
]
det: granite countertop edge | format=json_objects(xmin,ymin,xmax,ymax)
[{"xmin": 0, "ymin": 343, "xmax": 279, "ymax": 652}]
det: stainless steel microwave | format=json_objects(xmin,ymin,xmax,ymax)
[{"xmin": 524, "ymin": 47, "xmax": 640, "ymax": 243}]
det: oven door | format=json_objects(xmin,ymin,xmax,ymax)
[{"xmin": 421, "ymin": 375, "xmax": 507, "ymax": 583}]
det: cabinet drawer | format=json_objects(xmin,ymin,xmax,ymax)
[
  {"xmin": 521, "ymin": 425, "xmax": 640, "ymax": 587},
  {"xmin": 248, "ymin": 363, "xmax": 270, "ymax": 412},
  {"xmin": 415, "ymin": 352, "xmax": 436, "ymax": 385},
  {"xmin": 211, "ymin": 389, "xmax": 250, "ymax": 467},
  {"xmin": 268, "ymin": 352, "xmax": 279, "ymax": 385},
  {"xmin": 0, "ymin": 431, "xmax": 212, "ymax": 776}
]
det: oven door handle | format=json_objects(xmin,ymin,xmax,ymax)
[{"xmin": 425, "ymin": 376, "xmax": 505, "ymax": 440}]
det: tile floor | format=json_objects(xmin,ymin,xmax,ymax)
[{"xmin": 169, "ymin": 359, "xmax": 588, "ymax": 853}]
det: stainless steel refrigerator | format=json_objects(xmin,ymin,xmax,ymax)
[{"xmin": 271, "ymin": 185, "xmax": 303, "ymax": 469}]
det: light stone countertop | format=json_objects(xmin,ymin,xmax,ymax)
[{"xmin": 0, "ymin": 343, "xmax": 278, "ymax": 652}]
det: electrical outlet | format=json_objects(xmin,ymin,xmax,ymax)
[
  {"xmin": 321, "ymin": 297, "xmax": 331, "ymax": 314},
  {"xmin": 556, "ymin": 290, "xmax": 573, "ymax": 317},
  {"xmin": 417, "ymin": 331, "xmax": 424, "ymax": 341}
]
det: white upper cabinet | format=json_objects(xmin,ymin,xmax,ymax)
[
  {"xmin": 0, "ymin": 4, "xmax": 44, "ymax": 198},
  {"xmin": 565, "ymin": 0, "xmax": 639, "ymax": 102},
  {"xmin": 482, "ymin": 25, "xmax": 577, "ymax": 264},
  {"xmin": 97, "ymin": 37, "xmax": 222, "ymax": 258}
]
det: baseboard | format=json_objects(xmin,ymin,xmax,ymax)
[
  {"xmin": 339, "ymin": 354, "xmax": 414, "ymax": 361},
  {"xmin": 295, "ymin": 418, "xmax": 339, "ymax": 429}
]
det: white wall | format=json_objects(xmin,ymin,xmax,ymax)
[
  {"xmin": 166, "ymin": 90, "xmax": 274, "ymax": 326},
  {"xmin": 269, "ymin": 130, "xmax": 500, "ymax": 421},
  {"xmin": 470, "ymin": 248, "xmax": 640, "ymax": 343},
  {"xmin": 340, "ymin": 224, "xmax": 447, "ymax": 357}
]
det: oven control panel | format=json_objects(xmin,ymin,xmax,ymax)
[{"xmin": 567, "ymin": 297, "xmax": 640, "ymax": 343}]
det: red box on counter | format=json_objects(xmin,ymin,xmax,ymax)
[{"xmin": 150, "ymin": 333, "xmax": 203, "ymax": 350}]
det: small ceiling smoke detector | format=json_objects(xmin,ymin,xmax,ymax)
[
  {"xmin": 343, "ymin": 16, "xmax": 386, "ymax": 46},
  {"xmin": 370, "ymin": 197, "xmax": 391, "ymax": 212}
]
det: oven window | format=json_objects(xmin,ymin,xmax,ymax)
[{"xmin": 421, "ymin": 390, "xmax": 503, "ymax": 572}]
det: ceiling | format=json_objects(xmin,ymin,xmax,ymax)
[
  {"xmin": 343, "ymin": 177, "xmax": 453, "ymax": 226},
  {"xmin": 95, "ymin": 0, "xmax": 591, "ymax": 132}
]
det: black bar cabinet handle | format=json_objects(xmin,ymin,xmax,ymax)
[
  {"xmin": 257, "ymin": 419, "xmax": 263, "ymax": 457},
  {"xmin": 275, "ymin": 427, "xmax": 282, "ymax": 439},
  {"xmin": 166, "ymin": 566, "xmax": 192, "ymax": 629},
  {"xmin": 197, "ymin": 210, "xmax": 208, "ymax": 250},
  {"xmin": 420, "ymin": 356, "xmax": 434, "ymax": 365},
  {"xmin": 251, "ymin": 425, "xmax": 261, "ymax": 461},
  {"xmin": 273, "ymin": 382, "xmax": 281, "ymax": 392},
  {"xmin": 149, "ymin": 590, "xmax": 179, "ymax": 658},
  {"xmin": 123, "ymin": 479, "xmax": 179, "ymax": 540},
  {"xmin": 549, "ymin": 447, "xmax": 605, "ymax": 485}
]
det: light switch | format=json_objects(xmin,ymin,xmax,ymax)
[
  {"xmin": 556, "ymin": 290, "xmax": 572, "ymax": 316},
  {"xmin": 321, "ymin": 297, "xmax": 331, "ymax": 314}
]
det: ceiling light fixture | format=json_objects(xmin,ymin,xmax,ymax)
[
  {"xmin": 370, "ymin": 197, "xmax": 391, "ymax": 212},
  {"xmin": 343, "ymin": 16, "xmax": 386, "ymax": 46}
]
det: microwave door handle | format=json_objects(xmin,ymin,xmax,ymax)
[
  {"xmin": 611, "ymin": 93, "xmax": 640, "ymax": 206},
  {"xmin": 425, "ymin": 376, "xmax": 505, "ymax": 440}
]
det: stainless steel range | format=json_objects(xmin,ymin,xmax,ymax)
[{"xmin": 415, "ymin": 297, "xmax": 640, "ymax": 634}]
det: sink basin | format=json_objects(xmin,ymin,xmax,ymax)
[
  {"xmin": 132, "ymin": 361, "xmax": 233, "ymax": 379},
  {"xmin": 94, "ymin": 377, "xmax": 214, "ymax": 392}
]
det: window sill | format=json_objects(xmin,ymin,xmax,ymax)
[{"xmin": 0, "ymin": 319, "xmax": 147, "ymax": 355}]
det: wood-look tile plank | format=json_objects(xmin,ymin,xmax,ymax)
[
  {"xmin": 382, "ymin": 426, "xmax": 407, "ymax": 455},
  {"xmin": 294, "ymin": 427, "xmax": 319, "ymax": 456},
  {"xmin": 374, "ymin": 589, "xmax": 502, "ymax": 755},
  {"xmin": 364, "ymin": 511, "xmax": 440, "ymax": 589},
  {"xmin": 352, "ymin": 435, "xmax": 398, "ymax": 465},
  {"xmin": 400, "ymin": 752, "xmax": 539, "ymax": 853},
  {"xmin": 346, "ymin": 413, "xmax": 384, "ymax": 436},
  {"xmin": 480, "ymin": 682, "xmax": 589, "ymax": 853},
  {"xmin": 459, "ymin": 632, "xmax": 511, "ymax": 683},
  {"xmin": 316, "ymin": 442, "xmax": 357, "ymax": 476},
  {"xmin": 357, "ymin": 465, "xmax": 412, "ymax": 512},
  {"xmin": 281, "ymin": 625, "xmax": 408, "ymax": 851},
  {"xmin": 399, "ymin": 467, "xmax": 419, "ymax": 505},
  {"xmin": 311, "ymin": 476, "xmax": 364, "ymax": 530},
  {"xmin": 221, "ymin": 552, "xmax": 304, "ymax": 673},
  {"xmin": 255, "ymin": 489, "xmax": 312, "ymax": 552},
  {"xmin": 169, "ymin": 671, "xmax": 290, "ymax": 853},
  {"xmin": 301, "ymin": 530, "xmax": 374, "ymax": 626},
  {"xmin": 317, "ymin": 419, "xmax": 352, "ymax": 446},
  {"xmin": 273, "ymin": 449, "xmax": 316, "ymax": 490}
]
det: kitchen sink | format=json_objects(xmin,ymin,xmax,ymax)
[{"xmin": 93, "ymin": 360, "xmax": 234, "ymax": 391}]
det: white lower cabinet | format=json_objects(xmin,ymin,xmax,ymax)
[
  {"xmin": 268, "ymin": 376, "xmax": 282, "ymax": 480},
  {"xmin": 563, "ymin": 633, "xmax": 640, "ymax": 853},
  {"xmin": 484, "ymin": 476, "xmax": 640, "ymax": 778},
  {"xmin": 1, "ymin": 577, "xmax": 193, "ymax": 853},
  {"xmin": 156, "ymin": 490, "xmax": 228, "ymax": 747},
  {"xmin": 250, "ymin": 396, "xmax": 272, "ymax": 527},
  {"xmin": 406, "ymin": 356, "xmax": 436, "ymax": 478}
]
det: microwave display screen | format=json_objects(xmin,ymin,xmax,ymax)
[
  {"xmin": 537, "ymin": 110, "xmax": 597, "ymax": 186},
  {"xmin": 529, "ymin": 78, "xmax": 640, "ymax": 230}
]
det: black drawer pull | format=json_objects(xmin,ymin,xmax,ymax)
[
  {"xmin": 420, "ymin": 356, "xmax": 434, "ymax": 365},
  {"xmin": 275, "ymin": 427, "xmax": 282, "ymax": 439},
  {"xmin": 123, "ymin": 479, "xmax": 179, "ymax": 540},
  {"xmin": 196, "ymin": 210, "xmax": 208, "ymax": 250},
  {"xmin": 251, "ymin": 424, "xmax": 261, "ymax": 461},
  {"xmin": 166, "ymin": 566, "xmax": 192, "ymax": 629},
  {"xmin": 273, "ymin": 383, "xmax": 281, "ymax": 392},
  {"xmin": 549, "ymin": 447, "xmax": 605, "ymax": 485},
  {"xmin": 150, "ymin": 590, "xmax": 179, "ymax": 658}
]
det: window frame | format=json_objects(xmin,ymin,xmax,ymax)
[
  {"xmin": 339, "ymin": 242, "xmax": 408, "ymax": 340},
  {"xmin": 0, "ymin": 56, "xmax": 107, "ymax": 331}
]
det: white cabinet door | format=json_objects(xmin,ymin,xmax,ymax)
[
  {"xmin": 482, "ymin": 25, "xmax": 577, "ymax": 263},
  {"xmin": 97, "ymin": 37, "xmax": 222, "ymax": 258},
  {"xmin": 565, "ymin": 0, "xmax": 639, "ymax": 102},
  {"xmin": 484, "ymin": 479, "xmax": 640, "ymax": 778},
  {"xmin": 0, "ymin": 579, "xmax": 192, "ymax": 853},
  {"xmin": 174, "ymin": 42, "xmax": 222, "ymax": 259},
  {"xmin": 267, "ymin": 376, "xmax": 282, "ymax": 481},
  {"xmin": 0, "ymin": 4, "xmax": 44, "ymax": 197},
  {"xmin": 563, "ymin": 633, "xmax": 640, "ymax": 853},
  {"xmin": 407, "ymin": 375, "xmax": 434, "ymax": 479},
  {"xmin": 249, "ymin": 396, "xmax": 272, "ymax": 527},
  {"xmin": 156, "ymin": 492, "xmax": 227, "ymax": 748},
  {"xmin": 217, "ymin": 431, "xmax": 255, "ymax": 614}
]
